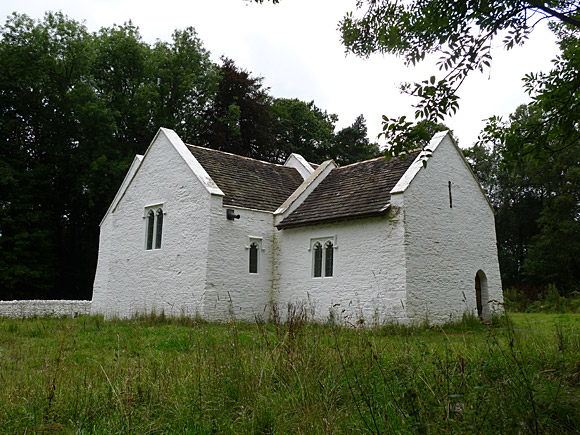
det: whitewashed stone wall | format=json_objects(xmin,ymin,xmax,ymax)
[
  {"xmin": 203, "ymin": 200, "xmax": 275, "ymax": 322},
  {"xmin": 273, "ymin": 215, "xmax": 408, "ymax": 325},
  {"xmin": 91, "ymin": 130, "xmax": 214, "ymax": 318},
  {"xmin": 400, "ymin": 134, "xmax": 503, "ymax": 323},
  {"xmin": 90, "ymin": 128, "xmax": 502, "ymax": 325},
  {"xmin": 0, "ymin": 300, "xmax": 91, "ymax": 318}
]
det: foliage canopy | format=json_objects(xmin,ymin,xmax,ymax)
[
  {"xmin": 340, "ymin": 0, "xmax": 580, "ymax": 156},
  {"xmin": 465, "ymin": 104, "xmax": 580, "ymax": 294},
  {"xmin": 0, "ymin": 12, "xmax": 379, "ymax": 300}
]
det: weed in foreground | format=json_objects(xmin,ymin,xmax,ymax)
[{"xmin": 0, "ymin": 312, "xmax": 578, "ymax": 433}]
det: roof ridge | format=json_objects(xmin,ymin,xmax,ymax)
[
  {"xmin": 335, "ymin": 149, "xmax": 421, "ymax": 170},
  {"xmin": 186, "ymin": 144, "xmax": 290, "ymax": 169},
  {"xmin": 336, "ymin": 155, "xmax": 385, "ymax": 169}
]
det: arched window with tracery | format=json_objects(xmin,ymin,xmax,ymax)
[
  {"xmin": 324, "ymin": 241, "xmax": 334, "ymax": 277},
  {"xmin": 313, "ymin": 242, "xmax": 323, "ymax": 277},
  {"xmin": 311, "ymin": 237, "xmax": 335, "ymax": 278},
  {"xmin": 145, "ymin": 205, "xmax": 164, "ymax": 250},
  {"xmin": 146, "ymin": 210, "xmax": 155, "ymax": 250}
]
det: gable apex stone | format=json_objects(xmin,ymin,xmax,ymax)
[
  {"xmin": 284, "ymin": 153, "xmax": 315, "ymax": 180},
  {"xmin": 155, "ymin": 128, "xmax": 224, "ymax": 197},
  {"xmin": 274, "ymin": 159, "xmax": 337, "ymax": 219}
]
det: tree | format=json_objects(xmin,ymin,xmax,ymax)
[
  {"xmin": 330, "ymin": 115, "xmax": 380, "ymax": 165},
  {"xmin": 465, "ymin": 103, "xmax": 580, "ymax": 293},
  {"xmin": 269, "ymin": 98, "xmax": 337, "ymax": 163},
  {"xmin": 0, "ymin": 12, "xmax": 103, "ymax": 299},
  {"xmin": 151, "ymin": 27, "xmax": 218, "ymax": 143},
  {"xmin": 201, "ymin": 57, "xmax": 276, "ymax": 161},
  {"xmin": 92, "ymin": 23, "xmax": 218, "ymax": 151},
  {"xmin": 92, "ymin": 22, "xmax": 154, "ymax": 153},
  {"xmin": 339, "ymin": 0, "xmax": 580, "ymax": 156},
  {"xmin": 507, "ymin": 103, "xmax": 580, "ymax": 294},
  {"xmin": 524, "ymin": 183, "xmax": 580, "ymax": 294},
  {"xmin": 481, "ymin": 26, "xmax": 580, "ymax": 162},
  {"xmin": 0, "ymin": 13, "xmax": 218, "ymax": 300}
]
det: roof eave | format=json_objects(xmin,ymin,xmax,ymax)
[
  {"xmin": 276, "ymin": 206, "xmax": 391, "ymax": 230},
  {"xmin": 100, "ymin": 154, "xmax": 144, "ymax": 226}
]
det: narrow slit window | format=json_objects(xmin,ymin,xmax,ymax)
[
  {"xmin": 324, "ymin": 241, "xmax": 334, "ymax": 277},
  {"xmin": 249, "ymin": 242, "xmax": 259, "ymax": 274},
  {"xmin": 155, "ymin": 209, "xmax": 163, "ymax": 249},
  {"xmin": 448, "ymin": 181, "xmax": 453, "ymax": 208},
  {"xmin": 313, "ymin": 242, "xmax": 323, "ymax": 277},
  {"xmin": 146, "ymin": 210, "xmax": 155, "ymax": 250}
]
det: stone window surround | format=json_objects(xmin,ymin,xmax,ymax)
[
  {"xmin": 143, "ymin": 203, "xmax": 165, "ymax": 250},
  {"xmin": 309, "ymin": 235, "xmax": 337, "ymax": 278},
  {"xmin": 245, "ymin": 236, "xmax": 264, "ymax": 274}
]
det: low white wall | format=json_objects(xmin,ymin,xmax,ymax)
[{"xmin": 0, "ymin": 300, "xmax": 91, "ymax": 318}]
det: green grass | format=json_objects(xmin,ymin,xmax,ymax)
[
  {"xmin": 0, "ymin": 313, "xmax": 579, "ymax": 434},
  {"xmin": 509, "ymin": 312, "xmax": 580, "ymax": 332}
]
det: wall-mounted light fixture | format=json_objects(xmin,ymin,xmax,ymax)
[{"xmin": 227, "ymin": 209, "xmax": 240, "ymax": 220}]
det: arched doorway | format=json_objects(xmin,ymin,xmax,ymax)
[{"xmin": 475, "ymin": 270, "xmax": 488, "ymax": 319}]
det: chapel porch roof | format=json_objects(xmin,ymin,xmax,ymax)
[{"xmin": 276, "ymin": 150, "xmax": 421, "ymax": 229}]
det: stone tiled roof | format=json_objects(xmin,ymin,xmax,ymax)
[
  {"xmin": 277, "ymin": 151, "xmax": 421, "ymax": 229},
  {"xmin": 187, "ymin": 145, "xmax": 305, "ymax": 212}
]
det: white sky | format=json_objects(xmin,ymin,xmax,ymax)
[{"xmin": 0, "ymin": 0, "xmax": 560, "ymax": 148}]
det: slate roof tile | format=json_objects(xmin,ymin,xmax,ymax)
[
  {"xmin": 187, "ymin": 145, "xmax": 304, "ymax": 212},
  {"xmin": 277, "ymin": 151, "xmax": 421, "ymax": 229}
]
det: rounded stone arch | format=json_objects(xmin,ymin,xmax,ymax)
[{"xmin": 475, "ymin": 270, "xmax": 490, "ymax": 320}]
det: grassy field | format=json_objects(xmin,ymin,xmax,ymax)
[{"xmin": 1, "ymin": 312, "xmax": 579, "ymax": 434}]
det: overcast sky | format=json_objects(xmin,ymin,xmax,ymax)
[{"xmin": 1, "ymin": 0, "xmax": 560, "ymax": 148}]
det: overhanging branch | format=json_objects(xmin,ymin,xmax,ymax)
[{"xmin": 527, "ymin": 1, "xmax": 580, "ymax": 28}]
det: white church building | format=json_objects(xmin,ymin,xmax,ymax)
[{"xmin": 91, "ymin": 128, "xmax": 502, "ymax": 324}]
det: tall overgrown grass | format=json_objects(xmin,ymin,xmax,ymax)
[
  {"xmin": 504, "ymin": 284, "xmax": 580, "ymax": 313},
  {"xmin": 0, "ymin": 310, "xmax": 578, "ymax": 433}
]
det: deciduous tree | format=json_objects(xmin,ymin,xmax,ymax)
[
  {"xmin": 201, "ymin": 57, "xmax": 276, "ymax": 161},
  {"xmin": 0, "ymin": 13, "xmax": 218, "ymax": 300},
  {"xmin": 466, "ymin": 103, "xmax": 580, "ymax": 293},
  {"xmin": 339, "ymin": 0, "xmax": 580, "ymax": 156},
  {"xmin": 270, "ymin": 98, "xmax": 337, "ymax": 163},
  {"xmin": 0, "ymin": 12, "xmax": 102, "ymax": 299},
  {"xmin": 330, "ymin": 115, "xmax": 380, "ymax": 165}
]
